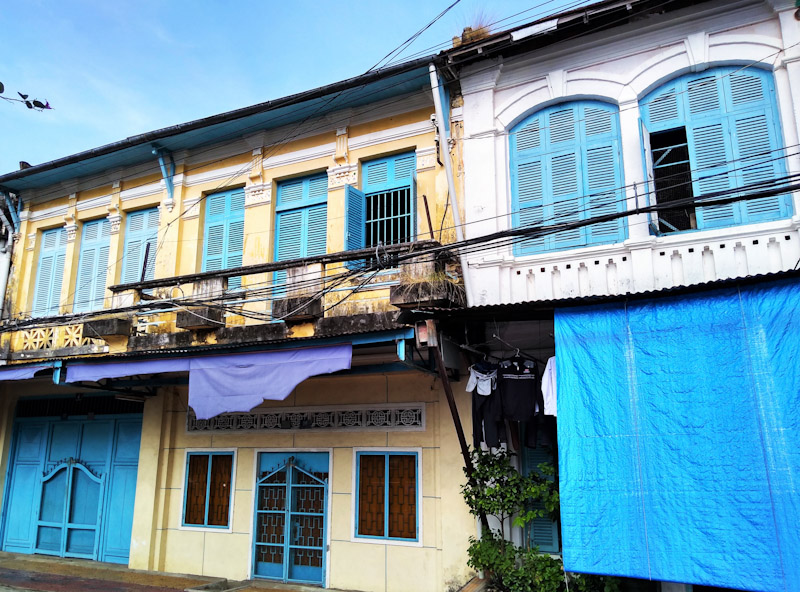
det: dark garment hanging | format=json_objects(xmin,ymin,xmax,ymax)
[
  {"xmin": 497, "ymin": 357, "xmax": 544, "ymax": 422},
  {"xmin": 471, "ymin": 390, "xmax": 503, "ymax": 448},
  {"xmin": 468, "ymin": 360, "xmax": 503, "ymax": 448}
]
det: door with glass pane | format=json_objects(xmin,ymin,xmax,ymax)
[
  {"xmin": 253, "ymin": 452, "xmax": 328, "ymax": 585},
  {"xmin": 35, "ymin": 459, "xmax": 104, "ymax": 559}
]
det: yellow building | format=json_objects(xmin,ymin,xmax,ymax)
[{"xmin": 0, "ymin": 59, "xmax": 475, "ymax": 592}]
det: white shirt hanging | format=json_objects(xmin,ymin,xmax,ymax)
[{"xmin": 542, "ymin": 356, "xmax": 557, "ymax": 416}]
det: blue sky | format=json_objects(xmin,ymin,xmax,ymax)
[{"xmin": 0, "ymin": 0, "xmax": 591, "ymax": 175}]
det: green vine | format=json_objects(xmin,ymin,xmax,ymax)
[{"xmin": 461, "ymin": 448, "xmax": 620, "ymax": 592}]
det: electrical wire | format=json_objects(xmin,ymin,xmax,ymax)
[{"xmin": 10, "ymin": 3, "xmax": 800, "ymax": 321}]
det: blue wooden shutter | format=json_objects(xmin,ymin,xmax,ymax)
[
  {"xmin": 306, "ymin": 205, "xmax": 328, "ymax": 258},
  {"xmin": 122, "ymin": 208, "xmax": 159, "ymax": 284},
  {"xmin": 726, "ymin": 71, "xmax": 789, "ymax": 222},
  {"xmin": 643, "ymin": 67, "xmax": 790, "ymax": 230},
  {"xmin": 274, "ymin": 174, "xmax": 329, "ymax": 297},
  {"xmin": 32, "ymin": 228, "xmax": 67, "ymax": 317},
  {"xmin": 512, "ymin": 117, "xmax": 547, "ymax": 253},
  {"xmin": 74, "ymin": 219, "xmax": 111, "ymax": 312},
  {"xmin": 584, "ymin": 106, "xmax": 626, "ymax": 245},
  {"xmin": 203, "ymin": 189, "xmax": 245, "ymax": 289},
  {"xmin": 344, "ymin": 184, "xmax": 366, "ymax": 252},
  {"xmin": 227, "ymin": 190, "xmax": 245, "ymax": 290},
  {"xmin": 274, "ymin": 210, "xmax": 303, "ymax": 298},
  {"xmin": 685, "ymin": 75, "xmax": 739, "ymax": 228},
  {"xmin": 511, "ymin": 102, "xmax": 625, "ymax": 255},
  {"xmin": 523, "ymin": 444, "xmax": 559, "ymax": 553}
]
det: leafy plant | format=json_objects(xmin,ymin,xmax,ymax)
[{"xmin": 461, "ymin": 447, "xmax": 619, "ymax": 592}]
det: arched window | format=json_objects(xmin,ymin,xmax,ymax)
[
  {"xmin": 509, "ymin": 101, "xmax": 627, "ymax": 256},
  {"xmin": 641, "ymin": 66, "xmax": 791, "ymax": 233}
]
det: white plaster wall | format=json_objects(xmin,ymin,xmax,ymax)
[{"xmin": 459, "ymin": 0, "xmax": 800, "ymax": 305}]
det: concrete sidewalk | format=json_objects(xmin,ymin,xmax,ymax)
[{"xmin": 0, "ymin": 553, "xmax": 340, "ymax": 592}]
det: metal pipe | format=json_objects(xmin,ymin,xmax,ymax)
[{"xmin": 429, "ymin": 63, "xmax": 473, "ymax": 306}]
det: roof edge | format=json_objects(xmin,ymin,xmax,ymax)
[{"xmin": 0, "ymin": 55, "xmax": 435, "ymax": 186}]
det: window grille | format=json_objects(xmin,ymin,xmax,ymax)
[{"xmin": 365, "ymin": 187, "xmax": 413, "ymax": 247}]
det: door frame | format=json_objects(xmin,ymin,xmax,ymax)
[{"xmin": 249, "ymin": 448, "xmax": 333, "ymax": 586}]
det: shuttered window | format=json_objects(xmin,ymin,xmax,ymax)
[
  {"xmin": 355, "ymin": 451, "xmax": 418, "ymax": 541},
  {"xmin": 183, "ymin": 451, "xmax": 234, "ymax": 528},
  {"xmin": 356, "ymin": 152, "xmax": 416, "ymax": 249},
  {"xmin": 32, "ymin": 227, "xmax": 67, "ymax": 317},
  {"xmin": 510, "ymin": 101, "xmax": 627, "ymax": 255},
  {"xmin": 523, "ymin": 441, "xmax": 559, "ymax": 553},
  {"xmin": 74, "ymin": 219, "xmax": 111, "ymax": 312},
  {"xmin": 640, "ymin": 67, "xmax": 790, "ymax": 230},
  {"xmin": 202, "ymin": 189, "xmax": 245, "ymax": 290},
  {"xmin": 274, "ymin": 174, "xmax": 328, "ymax": 296},
  {"xmin": 121, "ymin": 208, "xmax": 160, "ymax": 285}
]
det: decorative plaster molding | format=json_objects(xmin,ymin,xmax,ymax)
[
  {"xmin": 184, "ymin": 163, "xmax": 249, "ymax": 187},
  {"xmin": 107, "ymin": 203, "xmax": 122, "ymax": 234},
  {"xmin": 26, "ymin": 233, "xmax": 36, "ymax": 251},
  {"xmin": 19, "ymin": 210, "xmax": 31, "ymax": 222},
  {"xmin": 186, "ymin": 402, "xmax": 426, "ymax": 433},
  {"xmin": 29, "ymin": 205, "xmax": 69, "ymax": 223},
  {"xmin": 245, "ymin": 183, "xmax": 271, "ymax": 208},
  {"xmin": 334, "ymin": 127, "xmax": 349, "ymax": 165},
  {"xmin": 348, "ymin": 120, "xmax": 432, "ymax": 151},
  {"xmin": 262, "ymin": 144, "xmax": 336, "ymax": 171},
  {"xmin": 64, "ymin": 224, "xmax": 77, "ymax": 243},
  {"xmin": 685, "ymin": 32, "xmax": 710, "ymax": 69},
  {"xmin": 327, "ymin": 164, "xmax": 357, "ymax": 189},
  {"xmin": 249, "ymin": 150, "xmax": 264, "ymax": 182},
  {"xmin": 120, "ymin": 182, "xmax": 162, "ymax": 202},
  {"xmin": 76, "ymin": 194, "xmax": 112, "ymax": 212},
  {"xmin": 182, "ymin": 198, "xmax": 201, "ymax": 219},
  {"xmin": 415, "ymin": 146, "xmax": 437, "ymax": 172}
]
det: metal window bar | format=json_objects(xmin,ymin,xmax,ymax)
[
  {"xmin": 652, "ymin": 141, "xmax": 696, "ymax": 233},
  {"xmin": 366, "ymin": 187, "xmax": 412, "ymax": 248}
]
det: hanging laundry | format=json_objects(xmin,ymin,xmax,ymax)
[
  {"xmin": 497, "ymin": 357, "xmax": 543, "ymax": 421},
  {"xmin": 466, "ymin": 364, "xmax": 497, "ymax": 395},
  {"xmin": 542, "ymin": 356, "xmax": 557, "ymax": 416},
  {"xmin": 467, "ymin": 360, "xmax": 502, "ymax": 448}
]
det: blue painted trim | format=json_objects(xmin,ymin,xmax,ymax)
[
  {"xmin": 152, "ymin": 147, "xmax": 175, "ymax": 207},
  {"xmin": 437, "ymin": 73, "xmax": 451, "ymax": 135},
  {"xmin": 354, "ymin": 451, "xmax": 419, "ymax": 542},
  {"xmin": 182, "ymin": 451, "xmax": 234, "ymax": 528}
]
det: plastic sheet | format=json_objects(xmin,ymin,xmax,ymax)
[
  {"xmin": 64, "ymin": 345, "xmax": 352, "ymax": 419},
  {"xmin": 555, "ymin": 278, "xmax": 800, "ymax": 591}
]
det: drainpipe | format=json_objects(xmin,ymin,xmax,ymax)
[
  {"xmin": 0, "ymin": 191, "xmax": 16, "ymax": 318},
  {"xmin": 429, "ymin": 63, "xmax": 474, "ymax": 306},
  {"xmin": 0, "ymin": 236, "xmax": 11, "ymax": 318}
]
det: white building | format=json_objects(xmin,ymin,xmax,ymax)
[
  {"xmin": 443, "ymin": 2, "xmax": 800, "ymax": 591},
  {"xmin": 454, "ymin": 0, "xmax": 800, "ymax": 305}
]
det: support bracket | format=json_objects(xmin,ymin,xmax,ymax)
[{"xmin": 152, "ymin": 145, "xmax": 176, "ymax": 212}]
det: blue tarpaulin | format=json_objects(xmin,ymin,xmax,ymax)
[{"xmin": 555, "ymin": 278, "xmax": 800, "ymax": 592}]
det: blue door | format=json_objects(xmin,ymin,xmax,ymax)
[
  {"xmin": 2, "ymin": 415, "xmax": 141, "ymax": 564},
  {"xmin": 253, "ymin": 452, "xmax": 329, "ymax": 585},
  {"xmin": 35, "ymin": 459, "xmax": 104, "ymax": 559}
]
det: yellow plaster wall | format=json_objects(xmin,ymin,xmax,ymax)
[
  {"xmin": 133, "ymin": 372, "xmax": 475, "ymax": 591},
  {"xmin": 5, "ymin": 98, "xmax": 461, "ymax": 332}
]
